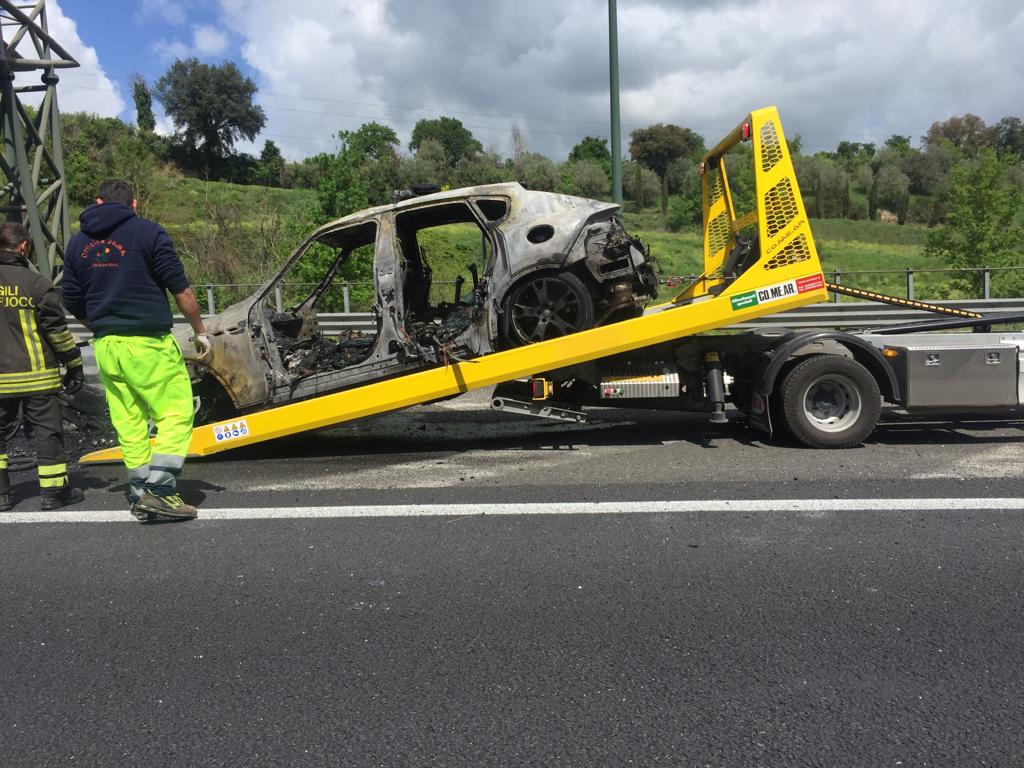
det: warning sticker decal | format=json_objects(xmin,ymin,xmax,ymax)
[{"xmin": 214, "ymin": 419, "xmax": 250, "ymax": 442}]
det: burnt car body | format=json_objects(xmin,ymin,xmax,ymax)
[{"xmin": 177, "ymin": 182, "xmax": 658, "ymax": 420}]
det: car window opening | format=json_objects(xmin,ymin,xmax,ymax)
[
  {"xmin": 267, "ymin": 221, "xmax": 379, "ymax": 380},
  {"xmin": 395, "ymin": 201, "xmax": 491, "ymax": 346}
]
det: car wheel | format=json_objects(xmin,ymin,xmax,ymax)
[
  {"xmin": 502, "ymin": 271, "xmax": 595, "ymax": 346},
  {"xmin": 778, "ymin": 355, "xmax": 881, "ymax": 448}
]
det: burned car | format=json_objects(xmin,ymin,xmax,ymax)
[{"xmin": 178, "ymin": 182, "xmax": 658, "ymax": 422}]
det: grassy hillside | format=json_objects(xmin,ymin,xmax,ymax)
[
  {"xmin": 628, "ymin": 214, "xmax": 962, "ymax": 298},
  {"xmin": 81, "ymin": 175, "xmax": 977, "ymax": 304}
]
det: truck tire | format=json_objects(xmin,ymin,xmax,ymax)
[{"xmin": 778, "ymin": 355, "xmax": 880, "ymax": 448}]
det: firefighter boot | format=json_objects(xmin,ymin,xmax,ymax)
[
  {"xmin": 0, "ymin": 469, "xmax": 10, "ymax": 512},
  {"xmin": 40, "ymin": 481, "xmax": 85, "ymax": 510}
]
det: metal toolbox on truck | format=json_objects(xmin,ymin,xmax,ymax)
[{"xmin": 887, "ymin": 342, "xmax": 1020, "ymax": 407}]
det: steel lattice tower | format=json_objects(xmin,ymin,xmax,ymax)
[{"xmin": 0, "ymin": 0, "xmax": 77, "ymax": 280}]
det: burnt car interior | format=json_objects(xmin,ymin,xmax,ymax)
[
  {"xmin": 395, "ymin": 200, "xmax": 494, "ymax": 345},
  {"xmin": 264, "ymin": 220, "xmax": 379, "ymax": 379},
  {"xmin": 260, "ymin": 200, "xmax": 503, "ymax": 387}
]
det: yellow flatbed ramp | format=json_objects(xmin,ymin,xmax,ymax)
[{"xmin": 80, "ymin": 106, "xmax": 823, "ymax": 464}]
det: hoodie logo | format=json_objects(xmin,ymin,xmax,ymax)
[{"xmin": 80, "ymin": 239, "xmax": 126, "ymax": 268}]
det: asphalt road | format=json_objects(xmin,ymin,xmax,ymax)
[{"xmin": 2, "ymin": 392, "xmax": 1023, "ymax": 766}]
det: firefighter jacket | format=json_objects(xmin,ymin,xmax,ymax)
[{"xmin": 0, "ymin": 250, "xmax": 82, "ymax": 397}]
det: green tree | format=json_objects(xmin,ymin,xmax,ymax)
[
  {"xmin": 832, "ymin": 141, "xmax": 876, "ymax": 173},
  {"xmin": 923, "ymin": 114, "xmax": 989, "ymax": 156},
  {"xmin": 568, "ymin": 136, "xmax": 612, "ymax": 176},
  {"xmin": 454, "ymin": 151, "xmax": 513, "ymax": 187},
  {"xmin": 257, "ymin": 140, "xmax": 285, "ymax": 187},
  {"xmin": 346, "ymin": 121, "xmax": 399, "ymax": 162},
  {"xmin": 558, "ymin": 160, "xmax": 610, "ymax": 198},
  {"xmin": 924, "ymin": 149, "xmax": 1024, "ymax": 295},
  {"xmin": 514, "ymin": 152, "xmax": 558, "ymax": 191},
  {"xmin": 622, "ymin": 160, "xmax": 660, "ymax": 208},
  {"xmin": 723, "ymin": 144, "xmax": 756, "ymax": 216},
  {"xmin": 795, "ymin": 155, "xmax": 850, "ymax": 219},
  {"xmin": 397, "ymin": 138, "xmax": 448, "ymax": 188},
  {"xmin": 874, "ymin": 164, "xmax": 911, "ymax": 219},
  {"xmin": 131, "ymin": 74, "xmax": 155, "ymax": 133},
  {"xmin": 154, "ymin": 58, "xmax": 266, "ymax": 170},
  {"xmin": 409, "ymin": 116, "xmax": 482, "ymax": 169},
  {"xmin": 987, "ymin": 116, "xmax": 1024, "ymax": 160},
  {"xmin": 629, "ymin": 123, "xmax": 704, "ymax": 215},
  {"xmin": 665, "ymin": 161, "xmax": 702, "ymax": 232},
  {"xmin": 340, "ymin": 122, "xmax": 400, "ymax": 204},
  {"xmin": 903, "ymin": 142, "xmax": 956, "ymax": 196},
  {"xmin": 884, "ymin": 135, "xmax": 913, "ymax": 156},
  {"xmin": 61, "ymin": 113, "xmax": 136, "ymax": 203},
  {"xmin": 306, "ymin": 129, "xmax": 393, "ymax": 225}
]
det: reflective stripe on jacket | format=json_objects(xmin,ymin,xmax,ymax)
[{"xmin": 0, "ymin": 250, "xmax": 82, "ymax": 396}]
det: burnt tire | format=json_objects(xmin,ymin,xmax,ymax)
[
  {"xmin": 778, "ymin": 355, "xmax": 880, "ymax": 449},
  {"xmin": 501, "ymin": 270, "xmax": 595, "ymax": 346}
]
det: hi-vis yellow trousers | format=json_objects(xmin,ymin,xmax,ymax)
[{"xmin": 94, "ymin": 334, "xmax": 194, "ymax": 501}]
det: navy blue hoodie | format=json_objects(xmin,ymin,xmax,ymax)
[{"xmin": 62, "ymin": 203, "xmax": 190, "ymax": 337}]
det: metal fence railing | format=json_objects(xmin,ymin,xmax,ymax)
[
  {"xmin": 191, "ymin": 268, "xmax": 1024, "ymax": 315},
  {"xmin": 65, "ymin": 298, "xmax": 1024, "ymax": 339},
  {"xmin": 661, "ymin": 266, "xmax": 1024, "ymax": 302}
]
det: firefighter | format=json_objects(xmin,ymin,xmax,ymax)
[
  {"xmin": 0, "ymin": 222, "xmax": 86, "ymax": 512},
  {"xmin": 62, "ymin": 180, "xmax": 210, "ymax": 523}
]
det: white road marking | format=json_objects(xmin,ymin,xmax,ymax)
[{"xmin": 3, "ymin": 498, "xmax": 1024, "ymax": 524}]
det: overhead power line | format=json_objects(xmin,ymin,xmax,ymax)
[{"xmin": 43, "ymin": 68, "xmax": 934, "ymax": 150}]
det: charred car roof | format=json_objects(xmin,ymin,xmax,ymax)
[{"xmin": 308, "ymin": 182, "xmax": 621, "ymax": 243}]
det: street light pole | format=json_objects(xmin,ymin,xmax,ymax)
[{"xmin": 608, "ymin": 0, "xmax": 622, "ymax": 204}]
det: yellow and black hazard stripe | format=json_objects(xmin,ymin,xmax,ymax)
[{"xmin": 826, "ymin": 282, "xmax": 983, "ymax": 319}]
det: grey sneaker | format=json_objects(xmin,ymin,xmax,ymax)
[
  {"xmin": 129, "ymin": 502, "xmax": 154, "ymax": 523},
  {"xmin": 0, "ymin": 493, "xmax": 11, "ymax": 512},
  {"xmin": 135, "ymin": 493, "xmax": 198, "ymax": 520}
]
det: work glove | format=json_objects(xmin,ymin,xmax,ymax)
[
  {"xmin": 193, "ymin": 333, "xmax": 212, "ymax": 357},
  {"xmin": 62, "ymin": 365, "xmax": 85, "ymax": 395}
]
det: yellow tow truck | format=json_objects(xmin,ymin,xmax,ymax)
[{"xmin": 80, "ymin": 106, "xmax": 1024, "ymax": 463}]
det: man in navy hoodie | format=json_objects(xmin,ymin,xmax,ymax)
[{"xmin": 62, "ymin": 180, "xmax": 211, "ymax": 522}]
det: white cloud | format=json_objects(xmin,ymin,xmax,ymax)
[
  {"xmin": 139, "ymin": 0, "xmax": 187, "ymax": 26},
  {"xmin": 12, "ymin": 0, "xmax": 125, "ymax": 117},
  {"xmin": 216, "ymin": 0, "xmax": 1023, "ymax": 160},
  {"xmin": 154, "ymin": 23, "xmax": 232, "ymax": 63},
  {"xmin": 193, "ymin": 25, "xmax": 230, "ymax": 57},
  {"xmin": 153, "ymin": 38, "xmax": 192, "ymax": 62}
]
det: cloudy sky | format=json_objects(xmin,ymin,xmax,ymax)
[{"xmin": 21, "ymin": 0, "xmax": 1024, "ymax": 161}]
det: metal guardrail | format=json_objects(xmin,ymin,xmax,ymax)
[
  {"xmin": 304, "ymin": 298, "xmax": 1024, "ymax": 333},
  {"xmin": 189, "ymin": 268, "xmax": 1024, "ymax": 315},
  {"xmin": 726, "ymin": 298, "xmax": 1024, "ymax": 329},
  {"xmin": 66, "ymin": 299, "xmax": 1024, "ymax": 338}
]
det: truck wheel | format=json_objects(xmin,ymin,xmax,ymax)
[{"xmin": 778, "ymin": 355, "xmax": 880, "ymax": 448}]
